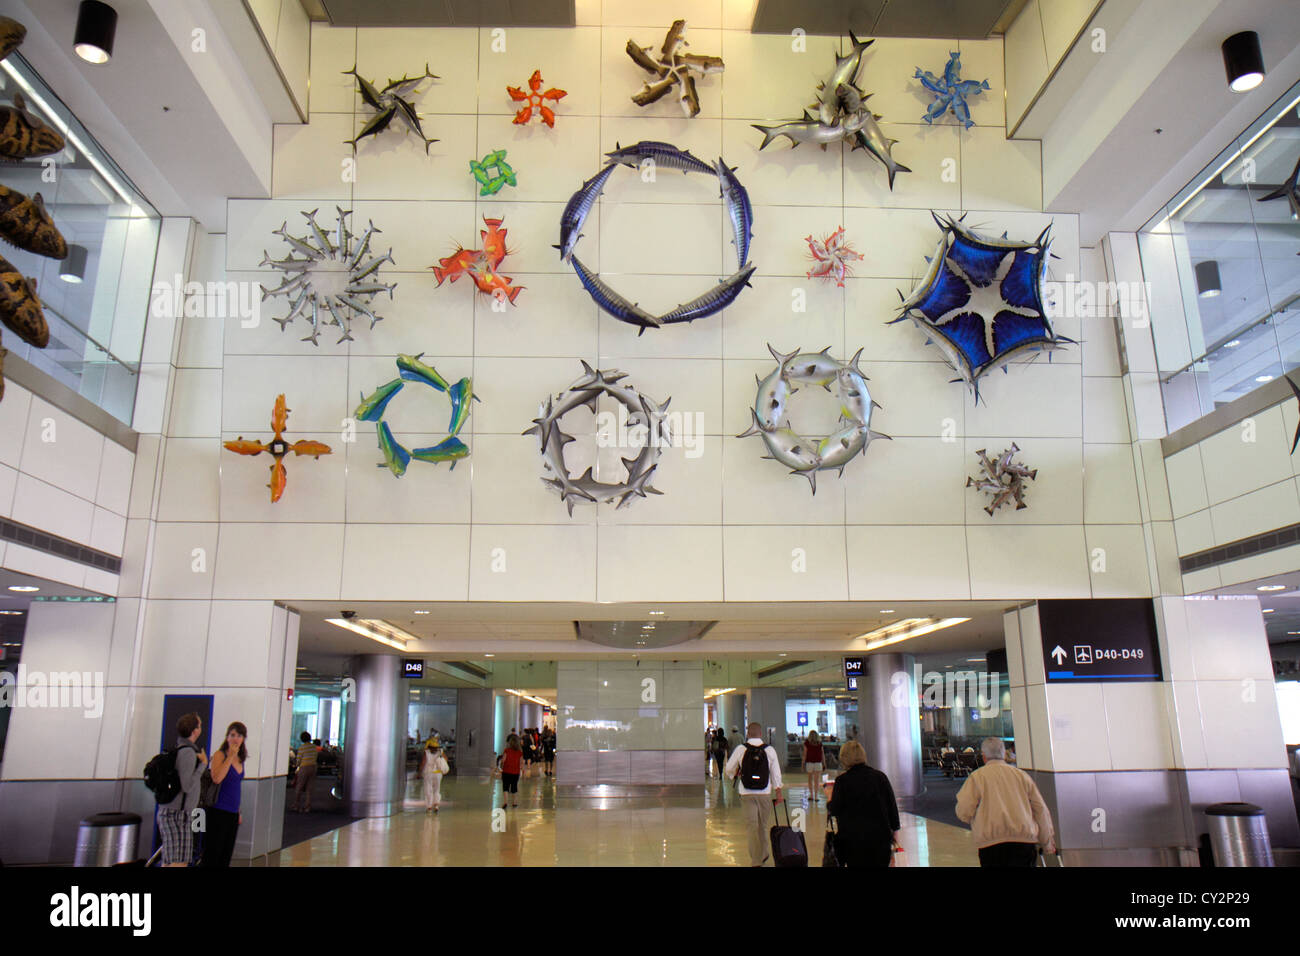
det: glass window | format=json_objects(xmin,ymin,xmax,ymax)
[
  {"xmin": 0, "ymin": 53, "xmax": 160, "ymax": 426},
  {"xmin": 1139, "ymin": 82, "xmax": 1300, "ymax": 433}
]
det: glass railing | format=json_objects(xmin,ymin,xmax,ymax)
[
  {"xmin": 0, "ymin": 52, "xmax": 160, "ymax": 426},
  {"xmin": 1138, "ymin": 81, "xmax": 1300, "ymax": 434}
]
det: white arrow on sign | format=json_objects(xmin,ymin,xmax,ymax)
[{"xmin": 1050, "ymin": 645, "xmax": 1067, "ymax": 665}]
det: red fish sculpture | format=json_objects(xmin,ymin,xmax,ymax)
[
  {"xmin": 507, "ymin": 70, "xmax": 566, "ymax": 127},
  {"xmin": 223, "ymin": 394, "xmax": 332, "ymax": 503}
]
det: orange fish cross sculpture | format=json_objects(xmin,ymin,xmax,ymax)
[{"xmin": 223, "ymin": 394, "xmax": 332, "ymax": 503}]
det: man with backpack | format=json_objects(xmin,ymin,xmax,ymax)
[
  {"xmin": 724, "ymin": 721, "xmax": 784, "ymax": 866},
  {"xmin": 148, "ymin": 713, "xmax": 207, "ymax": 867}
]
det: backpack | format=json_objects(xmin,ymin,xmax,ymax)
[
  {"xmin": 738, "ymin": 743, "xmax": 770, "ymax": 790},
  {"xmin": 198, "ymin": 767, "xmax": 220, "ymax": 808},
  {"xmin": 143, "ymin": 742, "xmax": 194, "ymax": 805}
]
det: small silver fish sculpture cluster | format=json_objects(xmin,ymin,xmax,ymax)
[
  {"xmin": 343, "ymin": 64, "xmax": 439, "ymax": 153},
  {"xmin": 626, "ymin": 19, "xmax": 723, "ymax": 118},
  {"xmin": 260, "ymin": 207, "xmax": 395, "ymax": 346},
  {"xmin": 738, "ymin": 344, "xmax": 890, "ymax": 495},
  {"xmin": 524, "ymin": 362, "xmax": 672, "ymax": 516},
  {"xmin": 967, "ymin": 444, "xmax": 1037, "ymax": 516},
  {"xmin": 753, "ymin": 32, "xmax": 910, "ymax": 189}
]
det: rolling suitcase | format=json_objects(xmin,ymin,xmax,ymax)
[{"xmin": 769, "ymin": 799, "xmax": 808, "ymax": 867}]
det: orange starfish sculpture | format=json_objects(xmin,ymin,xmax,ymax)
[
  {"xmin": 507, "ymin": 70, "xmax": 566, "ymax": 127},
  {"xmin": 222, "ymin": 394, "xmax": 332, "ymax": 502}
]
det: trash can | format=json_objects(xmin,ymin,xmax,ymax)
[
  {"xmin": 1205, "ymin": 802, "xmax": 1274, "ymax": 867},
  {"xmin": 74, "ymin": 812, "xmax": 141, "ymax": 866}
]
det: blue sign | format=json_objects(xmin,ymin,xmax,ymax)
[
  {"xmin": 796, "ymin": 711, "xmax": 808, "ymax": 727},
  {"xmin": 401, "ymin": 659, "xmax": 424, "ymax": 678}
]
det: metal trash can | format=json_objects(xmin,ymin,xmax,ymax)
[
  {"xmin": 1205, "ymin": 802, "xmax": 1274, "ymax": 867},
  {"xmin": 74, "ymin": 812, "xmax": 141, "ymax": 866}
]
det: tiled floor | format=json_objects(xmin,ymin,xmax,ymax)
[{"xmin": 272, "ymin": 770, "xmax": 980, "ymax": 866}]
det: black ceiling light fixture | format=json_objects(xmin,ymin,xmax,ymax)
[
  {"xmin": 59, "ymin": 244, "xmax": 88, "ymax": 284},
  {"xmin": 74, "ymin": 1, "xmax": 117, "ymax": 65},
  {"xmin": 1195, "ymin": 260, "xmax": 1221, "ymax": 298},
  {"xmin": 1221, "ymin": 31, "xmax": 1264, "ymax": 93}
]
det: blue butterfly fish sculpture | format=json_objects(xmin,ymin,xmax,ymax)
[
  {"xmin": 890, "ymin": 214, "xmax": 1072, "ymax": 403},
  {"xmin": 915, "ymin": 51, "xmax": 989, "ymax": 129}
]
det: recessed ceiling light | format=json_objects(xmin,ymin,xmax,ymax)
[
  {"xmin": 7, "ymin": 586, "xmax": 39, "ymax": 593},
  {"xmin": 484, "ymin": 653, "xmax": 495, "ymax": 658},
  {"xmin": 1224, "ymin": 339, "xmax": 1241, "ymax": 348},
  {"xmin": 413, "ymin": 610, "xmax": 430, "ymax": 615},
  {"xmin": 1289, "ymin": 631, "xmax": 1300, "ymax": 635},
  {"xmin": 1256, "ymin": 375, "xmax": 1274, "ymax": 383},
  {"xmin": 778, "ymin": 653, "xmax": 787, "ymax": 657},
  {"xmin": 0, "ymin": 610, "xmax": 24, "ymax": 616},
  {"xmin": 880, "ymin": 609, "xmax": 895, "ymax": 614},
  {"xmin": 648, "ymin": 610, "xmax": 665, "ymax": 616},
  {"xmin": 1256, "ymin": 584, "xmax": 1286, "ymax": 591},
  {"xmin": 1263, "ymin": 608, "xmax": 1275, "ymax": 613}
]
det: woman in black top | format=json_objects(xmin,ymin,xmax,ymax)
[{"xmin": 827, "ymin": 740, "xmax": 900, "ymax": 866}]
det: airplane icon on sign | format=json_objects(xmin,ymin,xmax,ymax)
[{"xmin": 1074, "ymin": 645, "xmax": 1093, "ymax": 664}]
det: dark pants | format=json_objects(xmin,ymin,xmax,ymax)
[
  {"xmin": 978, "ymin": 841, "xmax": 1039, "ymax": 867},
  {"xmin": 834, "ymin": 835, "xmax": 893, "ymax": 867},
  {"xmin": 200, "ymin": 808, "xmax": 239, "ymax": 867}
]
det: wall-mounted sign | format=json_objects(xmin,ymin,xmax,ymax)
[
  {"xmin": 1037, "ymin": 599, "xmax": 1163, "ymax": 683},
  {"xmin": 796, "ymin": 711, "xmax": 808, "ymax": 727},
  {"xmin": 844, "ymin": 656, "xmax": 864, "ymax": 692},
  {"xmin": 401, "ymin": 659, "xmax": 424, "ymax": 679}
]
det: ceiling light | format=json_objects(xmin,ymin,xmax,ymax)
[
  {"xmin": 1194, "ymin": 260, "xmax": 1221, "ymax": 298},
  {"xmin": 880, "ymin": 609, "xmax": 895, "ymax": 614},
  {"xmin": 853, "ymin": 616, "xmax": 971, "ymax": 651},
  {"xmin": 74, "ymin": 1, "xmax": 118, "ymax": 65},
  {"xmin": 1263, "ymin": 608, "xmax": 1275, "ymax": 613},
  {"xmin": 505, "ymin": 688, "xmax": 549, "ymax": 706},
  {"xmin": 413, "ymin": 609, "xmax": 430, "ymax": 615},
  {"xmin": 1221, "ymin": 31, "xmax": 1265, "ymax": 93},
  {"xmin": 0, "ymin": 610, "xmax": 24, "ymax": 616},
  {"xmin": 484, "ymin": 653, "xmax": 495, "ymax": 658},
  {"xmin": 648, "ymin": 610, "xmax": 665, "ymax": 616},
  {"xmin": 7, "ymin": 586, "xmax": 39, "ymax": 593},
  {"xmin": 325, "ymin": 617, "xmax": 414, "ymax": 651},
  {"xmin": 1257, "ymin": 584, "xmax": 1287, "ymax": 591},
  {"xmin": 703, "ymin": 687, "xmax": 736, "ymax": 699},
  {"xmin": 60, "ymin": 244, "xmax": 88, "ymax": 284},
  {"xmin": 1224, "ymin": 340, "xmax": 1241, "ymax": 348},
  {"xmin": 1256, "ymin": 375, "xmax": 1274, "ymax": 383}
]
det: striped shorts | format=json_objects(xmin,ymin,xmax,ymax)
[{"xmin": 157, "ymin": 806, "xmax": 192, "ymax": 864}]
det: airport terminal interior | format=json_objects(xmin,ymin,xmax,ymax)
[{"xmin": 0, "ymin": 0, "xmax": 1298, "ymax": 871}]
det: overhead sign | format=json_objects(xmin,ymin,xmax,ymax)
[
  {"xmin": 401, "ymin": 659, "xmax": 425, "ymax": 679},
  {"xmin": 843, "ymin": 656, "xmax": 863, "ymax": 692},
  {"xmin": 1037, "ymin": 599, "xmax": 1163, "ymax": 683}
]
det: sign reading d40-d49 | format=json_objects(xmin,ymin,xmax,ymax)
[{"xmin": 1037, "ymin": 599, "xmax": 1164, "ymax": 683}]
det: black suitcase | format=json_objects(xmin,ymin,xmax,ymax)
[{"xmin": 769, "ymin": 799, "xmax": 808, "ymax": 867}]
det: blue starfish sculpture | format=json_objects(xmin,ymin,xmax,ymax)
[
  {"xmin": 890, "ymin": 214, "xmax": 1072, "ymax": 402},
  {"xmin": 914, "ymin": 52, "xmax": 989, "ymax": 129}
]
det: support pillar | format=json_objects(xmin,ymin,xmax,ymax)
[
  {"xmin": 342, "ymin": 654, "xmax": 404, "ymax": 817},
  {"xmin": 858, "ymin": 652, "xmax": 923, "ymax": 810}
]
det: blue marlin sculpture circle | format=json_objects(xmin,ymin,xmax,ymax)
[
  {"xmin": 890, "ymin": 213, "xmax": 1072, "ymax": 403},
  {"xmin": 556, "ymin": 140, "xmax": 755, "ymax": 334},
  {"xmin": 353, "ymin": 353, "xmax": 478, "ymax": 477},
  {"xmin": 738, "ymin": 344, "xmax": 890, "ymax": 495}
]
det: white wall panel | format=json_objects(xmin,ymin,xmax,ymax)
[
  {"xmin": 846, "ymin": 525, "xmax": 970, "ymax": 600},
  {"xmin": 722, "ymin": 525, "xmax": 848, "ymax": 601}
]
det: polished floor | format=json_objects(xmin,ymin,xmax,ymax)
[{"xmin": 272, "ymin": 767, "xmax": 980, "ymax": 867}]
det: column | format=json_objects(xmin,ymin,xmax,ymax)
[
  {"xmin": 745, "ymin": 687, "xmax": 785, "ymax": 746},
  {"xmin": 342, "ymin": 654, "xmax": 405, "ymax": 817},
  {"xmin": 857, "ymin": 653, "xmax": 923, "ymax": 809},
  {"xmin": 454, "ymin": 688, "xmax": 496, "ymax": 776}
]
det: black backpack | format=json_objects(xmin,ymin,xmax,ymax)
[
  {"xmin": 739, "ymin": 743, "xmax": 770, "ymax": 790},
  {"xmin": 143, "ymin": 743, "xmax": 193, "ymax": 805}
]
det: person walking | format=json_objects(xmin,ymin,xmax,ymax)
[
  {"xmin": 498, "ymin": 734, "xmax": 523, "ymax": 808},
  {"xmin": 711, "ymin": 728, "xmax": 728, "ymax": 780},
  {"xmin": 955, "ymin": 737, "xmax": 1056, "ymax": 867},
  {"xmin": 157, "ymin": 712, "xmax": 207, "ymax": 867},
  {"xmin": 803, "ymin": 730, "xmax": 826, "ymax": 804},
  {"xmin": 826, "ymin": 740, "xmax": 900, "ymax": 866},
  {"xmin": 541, "ymin": 727, "xmax": 556, "ymax": 777},
  {"xmin": 724, "ymin": 722, "xmax": 783, "ymax": 866},
  {"xmin": 420, "ymin": 741, "xmax": 449, "ymax": 813},
  {"xmin": 292, "ymin": 731, "xmax": 318, "ymax": 813},
  {"xmin": 200, "ymin": 721, "xmax": 247, "ymax": 867}
]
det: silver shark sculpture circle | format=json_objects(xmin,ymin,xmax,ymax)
[
  {"xmin": 524, "ymin": 362, "xmax": 672, "ymax": 516},
  {"xmin": 557, "ymin": 141, "xmax": 755, "ymax": 332},
  {"xmin": 967, "ymin": 444, "xmax": 1036, "ymax": 516},
  {"xmin": 738, "ymin": 344, "xmax": 890, "ymax": 495},
  {"xmin": 752, "ymin": 32, "xmax": 910, "ymax": 190},
  {"xmin": 260, "ymin": 207, "xmax": 396, "ymax": 346}
]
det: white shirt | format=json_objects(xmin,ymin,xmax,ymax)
[{"xmin": 724, "ymin": 738, "xmax": 783, "ymax": 795}]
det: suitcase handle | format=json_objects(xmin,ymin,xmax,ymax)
[{"xmin": 772, "ymin": 797, "xmax": 793, "ymax": 828}]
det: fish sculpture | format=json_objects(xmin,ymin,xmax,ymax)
[
  {"xmin": 967, "ymin": 444, "xmax": 1037, "ymax": 516},
  {"xmin": 570, "ymin": 255, "xmax": 662, "ymax": 334},
  {"xmin": 716, "ymin": 159, "xmax": 754, "ymax": 267},
  {"xmin": 356, "ymin": 356, "xmax": 476, "ymax": 477},
  {"xmin": 222, "ymin": 394, "xmax": 332, "ymax": 503},
  {"xmin": 555, "ymin": 163, "xmax": 617, "ymax": 262},
  {"xmin": 604, "ymin": 140, "xmax": 715, "ymax": 176},
  {"xmin": 625, "ymin": 20, "xmax": 724, "ymax": 118},
  {"xmin": 658, "ymin": 264, "xmax": 756, "ymax": 325},
  {"xmin": 0, "ymin": 17, "xmax": 26, "ymax": 62},
  {"xmin": 915, "ymin": 51, "xmax": 990, "ymax": 130},
  {"xmin": 0, "ymin": 184, "xmax": 67, "ymax": 259},
  {"xmin": 343, "ymin": 64, "xmax": 439, "ymax": 153},
  {"xmin": 507, "ymin": 69, "xmax": 567, "ymax": 127},
  {"xmin": 1257, "ymin": 152, "xmax": 1300, "ymax": 221},
  {"xmin": 432, "ymin": 216, "xmax": 522, "ymax": 305},
  {"xmin": 469, "ymin": 149, "xmax": 517, "ymax": 196},
  {"xmin": 738, "ymin": 344, "xmax": 888, "ymax": 494},
  {"xmin": 0, "ymin": 253, "xmax": 47, "ymax": 348},
  {"xmin": 752, "ymin": 31, "xmax": 910, "ymax": 190},
  {"xmin": 525, "ymin": 363, "xmax": 671, "ymax": 515},
  {"xmin": 0, "ymin": 93, "xmax": 65, "ymax": 160},
  {"xmin": 806, "ymin": 227, "xmax": 863, "ymax": 287}
]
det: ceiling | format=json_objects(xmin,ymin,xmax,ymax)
[
  {"xmin": 750, "ymin": 0, "xmax": 1027, "ymax": 37},
  {"xmin": 318, "ymin": 0, "xmax": 576, "ymax": 27}
]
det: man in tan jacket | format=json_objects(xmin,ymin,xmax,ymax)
[{"xmin": 955, "ymin": 737, "xmax": 1056, "ymax": 866}]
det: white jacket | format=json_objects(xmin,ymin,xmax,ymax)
[
  {"xmin": 955, "ymin": 759, "xmax": 1054, "ymax": 849},
  {"xmin": 724, "ymin": 738, "xmax": 783, "ymax": 795}
]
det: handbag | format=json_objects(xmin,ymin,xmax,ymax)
[
  {"xmin": 198, "ymin": 767, "xmax": 219, "ymax": 808},
  {"xmin": 822, "ymin": 816, "xmax": 841, "ymax": 868},
  {"xmin": 890, "ymin": 842, "xmax": 907, "ymax": 867}
]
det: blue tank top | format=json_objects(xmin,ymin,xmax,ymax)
[{"xmin": 213, "ymin": 756, "xmax": 243, "ymax": 812}]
